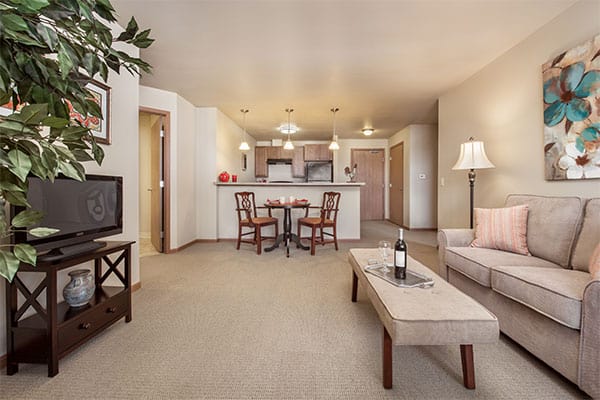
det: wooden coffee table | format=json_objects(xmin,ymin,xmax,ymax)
[{"xmin": 348, "ymin": 248, "xmax": 498, "ymax": 390}]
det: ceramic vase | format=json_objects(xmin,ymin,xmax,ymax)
[{"xmin": 63, "ymin": 269, "xmax": 95, "ymax": 307}]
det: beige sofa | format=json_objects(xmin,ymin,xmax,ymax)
[{"xmin": 438, "ymin": 195, "xmax": 599, "ymax": 398}]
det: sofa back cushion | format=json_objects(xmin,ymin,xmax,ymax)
[
  {"xmin": 571, "ymin": 198, "xmax": 600, "ymax": 272},
  {"xmin": 504, "ymin": 195, "xmax": 585, "ymax": 268}
]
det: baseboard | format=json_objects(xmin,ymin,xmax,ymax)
[
  {"xmin": 132, "ymin": 281, "xmax": 142, "ymax": 292},
  {"xmin": 170, "ymin": 239, "xmax": 218, "ymax": 253}
]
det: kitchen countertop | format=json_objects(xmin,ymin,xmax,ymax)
[{"xmin": 215, "ymin": 182, "xmax": 365, "ymax": 186}]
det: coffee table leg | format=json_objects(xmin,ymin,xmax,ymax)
[
  {"xmin": 383, "ymin": 325, "xmax": 393, "ymax": 389},
  {"xmin": 460, "ymin": 344, "xmax": 475, "ymax": 389},
  {"xmin": 351, "ymin": 271, "xmax": 358, "ymax": 302}
]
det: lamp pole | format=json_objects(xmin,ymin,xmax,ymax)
[{"xmin": 468, "ymin": 169, "xmax": 476, "ymax": 229}]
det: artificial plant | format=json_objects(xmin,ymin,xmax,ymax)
[{"xmin": 0, "ymin": 0, "xmax": 153, "ymax": 281}]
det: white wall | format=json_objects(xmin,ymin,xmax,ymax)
[
  {"xmin": 389, "ymin": 125, "xmax": 438, "ymax": 229},
  {"xmin": 196, "ymin": 108, "xmax": 218, "ymax": 240},
  {"xmin": 216, "ymin": 110, "xmax": 256, "ymax": 182},
  {"xmin": 438, "ymin": 1, "xmax": 600, "ymax": 228},
  {"xmin": 176, "ymin": 96, "xmax": 197, "ymax": 246}
]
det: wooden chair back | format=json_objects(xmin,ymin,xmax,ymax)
[
  {"xmin": 320, "ymin": 192, "xmax": 341, "ymax": 222},
  {"xmin": 235, "ymin": 191, "xmax": 257, "ymax": 222}
]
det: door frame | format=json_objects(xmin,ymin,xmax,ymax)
[
  {"xmin": 389, "ymin": 142, "xmax": 405, "ymax": 228},
  {"xmin": 351, "ymin": 148, "xmax": 385, "ymax": 220},
  {"xmin": 139, "ymin": 106, "xmax": 171, "ymax": 253}
]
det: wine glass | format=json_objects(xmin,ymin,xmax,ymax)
[{"xmin": 378, "ymin": 240, "xmax": 391, "ymax": 272}]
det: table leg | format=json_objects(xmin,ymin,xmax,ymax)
[
  {"xmin": 383, "ymin": 325, "xmax": 393, "ymax": 389},
  {"xmin": 284, "ymin": 209, "xmax": 291, "ymax": 257},
  {"xmin": 460, "ymin": 344, "xmax": 475, "ymax": 389},
  {"xmin": 351, "ymin": 271, "xmax": 358, "ymax": 302}
]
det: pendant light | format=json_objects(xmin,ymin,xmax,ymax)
[
  {"xmin": 328, "ymin": 107, "xmax": 340, "ymax": 151},
  {"xmin": 239, "ymin": 109, "xmax": 250, "ymax": 151},
  {"xmin": 283, "ymin": 108, "xmax": 294, "ymax": 150}
]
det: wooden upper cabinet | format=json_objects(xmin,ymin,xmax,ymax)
[
  {"xmin": 304, "ymin": 144, "xmax": 332, "ymax": 161},
  {"xmin": 266, "ymin": 146, "xmax": 282, "ymax": 160},
  {"xmin": 255, "ymin": 147, "xmax": 268, "ymax": 177},
  {"xmin": 292, "ymin": 146, "xmax": 305, "ymax": 177}
]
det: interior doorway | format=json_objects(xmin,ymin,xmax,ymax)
[
  {"xmin": 351, "ymin": 148, "xmax": 385, "ymax": 220},
  {"xmin": 389, "ymin": 142, "xmax": 404, "ymax": 226},
  {"xmin": 139, "ymin": 107, "xmax": 171, "ymax": 256}
]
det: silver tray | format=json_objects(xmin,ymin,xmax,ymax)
[{"xmin": 364, "ymin": 263, "xmax": 434, "ymax": 288}]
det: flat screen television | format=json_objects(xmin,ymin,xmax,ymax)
[{"xmin": 12, "ymin": 174, "xmax": 123, "ymax": 259}]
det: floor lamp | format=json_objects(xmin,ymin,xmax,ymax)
[{"xmin": 452, "ymin": 137, "xmax": 495, "ymax": 229}]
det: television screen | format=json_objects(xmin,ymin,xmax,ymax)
[{"xmin": 13, "ymin": 175, "xmax": 123, "ymax": 252}]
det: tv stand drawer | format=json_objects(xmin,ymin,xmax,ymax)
[{"xmin": 58, "ymin": 291, "xmax": 128, "ymax": 353}]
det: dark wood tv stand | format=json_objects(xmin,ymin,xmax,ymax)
[{"xmin": 5, "ymin": 241, "xmax": 134, "ymax": 377}]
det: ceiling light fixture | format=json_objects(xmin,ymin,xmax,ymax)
[
  {"xmin": 239, "ymin": 109, "xmax": 250, "ymax": 151},
  {"xmin": 362, "ymin": 128, "xmax": 374, "ymax": 136},
  {"xmin": 279, "ymin": 123, "xmax": 298, "ymax": 134},
  {"xmin": 283, "ymin": 108, "xmax": 295, "ymax": 150},
  {"xmin": 329, "ymin": 107, "xmax": 340, "ymax": 151}
]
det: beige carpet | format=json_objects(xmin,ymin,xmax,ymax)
[{"xmin": 0, "ymin": 222, "xmax": 589, "ymax": 399}]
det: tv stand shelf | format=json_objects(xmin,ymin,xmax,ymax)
[{"xmin": 5, "ymin": 241, "xmax": 134, "ymax": 377}]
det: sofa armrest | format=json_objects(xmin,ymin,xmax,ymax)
[
  {"xmin": 579, "ymin": 276, "xmax": 600, "ymax": 398},
  {"xmin": 437, "ymin": 229, "xmax": 474, "ymax": 281}
]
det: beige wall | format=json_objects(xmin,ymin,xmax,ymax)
[
  {"xmin": 216, "ymin": 110, "xmax": 256, "ymax": 182},
  {"xmin": 389, "ymin": 124, "xmax": 438, "ymax": 228},
  {"xmin": 196, "ymin": 108, "xmax": 219, "ymax": 240},
  {"xmin": 138, "ymin": 113, "xmax": 152, "ymax": 238},
  {"xmin": 438, "ymin": 1, "xmax": 600, "ymax": 228}
]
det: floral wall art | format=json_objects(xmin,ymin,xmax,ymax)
[{"xmin": 543, "ymin": 34, "xmax": 600, "ymax": 180}]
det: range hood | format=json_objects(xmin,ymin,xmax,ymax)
[{"xmin": 267, "ymin": 158, "xmax": 292, "ymax": 165}]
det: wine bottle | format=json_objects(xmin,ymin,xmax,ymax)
[{"xmin": 394, "ymin": 228, "xmax": 407, "ymax": 279}]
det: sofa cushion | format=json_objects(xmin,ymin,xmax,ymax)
[
  {"xmin": 491, "ymin": 266, "xmax": 590, "ymax": 329},
  {"xmin": 471, "ymin": 205, "xmax": 530, "ymax": 255},
  {"xmin": 445, "ymin": 247, "xmax": 560, "ymax": 288},
  {"xmin": 571, "ymin": 198, "xmax": 600, "ymax": 272},
  {"xmin": 505, "ymin": 195, "xmax": 585, "ymax": 268},
  {"xmin": 590, "ymin": 242, "xmax": 600, "ymax": 278}
]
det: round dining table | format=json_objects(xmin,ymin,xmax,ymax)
[{"xmin": 263, "ymin": 201, "xmax": 311, "ymax": 257}]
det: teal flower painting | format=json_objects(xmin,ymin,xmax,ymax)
[{"xmin": 543, "ymin": 34, "xmax": 600, "ymax": 180}]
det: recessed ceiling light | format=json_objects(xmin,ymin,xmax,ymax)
[{"xmin": 362, "ymin": 128, "xmax": 374, "ymax": 136}]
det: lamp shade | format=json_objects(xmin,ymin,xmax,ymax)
[
  {"xmin": 239, "ymin": 141, "xmax": 250, "ymax": 151},
  {"xmin": 452, "ymin": 140, "xmax": 494, "ymax": 170}
]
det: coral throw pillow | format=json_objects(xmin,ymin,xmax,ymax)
[
  {"xmin": 590, "ymin": 242, "xmax": 600, "ymax": 278},
  {"xmin": 471, "ymin": 205, "xmax": 530, "ymax": 255}
]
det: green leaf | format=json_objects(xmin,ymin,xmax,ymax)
[
  {"xmin": 3, "ymin": 190, "xmax": 29, "ymax": 207},
  {"xmin": 19, "ymin": 104, "xmax": 49, "ymax": 125},
  {"xmin": 13, "ymin": 243, "xmax": 37, "ymax": 266},
  {"xmin": 0, "ymin": 180, "xmax": 25, "ymax": 192},
  {"xmin": 8, "ymin": 149, "xmax": 32, "ymax": 182},
  {"xmin": 36, "ymin": 23, "xmax": 58, "ymax": 50},
  {"xmin": 42, "ymin": 116, "xmax": 69, "ymax": 128},
  {"xmin": 57, "ymin": 44, "xmax": 74, "ymax": 80},
  {"xmin": 0, "ymin": 250, "xmax": 20, "ymax": 282},
  {"xmin": 59, "ymin": 160, "xmax": 83, "ymax": 180},
  {"xmin": 91, "ymin": 140, "xmax": 104, "ymax": 164},
  {"xmin": 29, "ymin": 227, "xmax": 59, "ymax": 238},
  {"xmin": 12, "ymin": 209, "xmax": 44, "ymax": 228},
  {"xmin": 1, "ymin": 14, "xmax": 29, "ymax": 32},
  {"xmin": 71, "ymin": 149, "xmax": 93, "ymax": 162},
  {"xmin": 24, "ymin": 0, "xmax": 49, "ymax": 11}
]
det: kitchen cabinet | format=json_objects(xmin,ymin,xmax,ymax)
[
  {"xmin": 304, "ymin": 144, "xmax": 332, "ymax": 161},
  {"xmin": 292, "ymin": 146, "xmax": 305, "ymax": 177},
  {"xmin": 266, "ymin": 146, "xmax": 282, "ymax": 160},
  {"xmin": 255, "ymin": 147, "xmax": 268, "ymax": 177}
]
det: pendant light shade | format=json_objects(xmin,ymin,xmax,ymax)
[
  {"xmin": 329, "ymin": 107, "xmax": 340, "ymax": 151},
  {"xmin": 284, "ymin": 108, "xmax": 294, "ymax": 150},
  {"xmin": 239, "ymin": 109, "xmax": 250, "ymax": 151}
]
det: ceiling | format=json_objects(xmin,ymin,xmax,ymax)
[{"xmin": 112, "ymin": 0, "xmax": 576, "ymax": 141}]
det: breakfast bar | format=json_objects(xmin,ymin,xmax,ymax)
[{"xmin": 216, "ymin": 182, "xmax": 363, "ymax": 240}]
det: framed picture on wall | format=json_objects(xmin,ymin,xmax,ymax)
[{"xmin": 66, "ymin": 80, "xmax": 111, "ymax": 144}]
